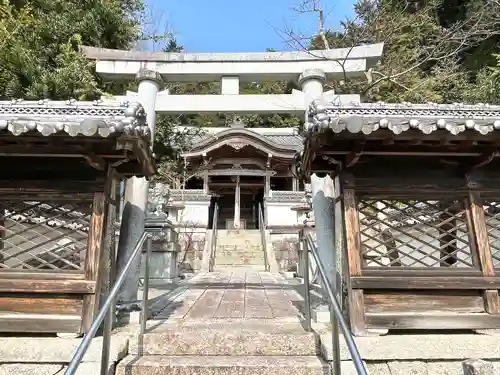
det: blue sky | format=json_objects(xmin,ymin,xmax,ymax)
[{"xmin": 145, "ymin": 0, "xmax": 355, "ymax": 53}]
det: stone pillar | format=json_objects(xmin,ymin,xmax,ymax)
[
  {"xmin": 310, "ymin": 174, "xmax": 338, "ymax": 322},
  {"xmin": 234, "ymin": 175, "xmax": 240, "ymax": 229},
  {"xmin": 300, "ymin": 68, "xmax": 334, "ymax": 321},
  {"xmin": 299, "ymin": 68, "xmax": 326, "ymax": 131},
  {"xmin": 115, "ymin": 69, "xmax": 163, "ymax": 315},
  {"xmin": 265, "ymin": 174, "xmax": 271, "ymax": 196},
  {"xmin": 310, "ymin": 175, "xmax": 336, "ymax": 285},
  {"xmin": 299, "ymin": 68, "xmax": 326, "ymax": 105}
]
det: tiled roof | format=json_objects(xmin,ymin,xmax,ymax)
[
  {"xmin": 308, "ymin": 100, "xmax": 500, "ymax": 136},
  {"xmin": 264, "ymin": 134, "xmax": 303, "ymax": 147},
  {"xmin": 184, "ymin": 127, "xmax": 303, "ymax": 150},
  {"xmin": 0, "ymin": 99, "xmax": 150, "ymax": 138}
]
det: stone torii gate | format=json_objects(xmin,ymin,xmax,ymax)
[{"xmin": 82, "ymin": 43, "xmax": 385, "ymax": 306}]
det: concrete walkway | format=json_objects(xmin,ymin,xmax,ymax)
[{"xmin": 152, "ymin": 270, "xmax": 303, "ymax": 322}]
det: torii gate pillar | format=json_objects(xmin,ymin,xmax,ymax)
[{"xmin": 115, "ymin": 69, "xmax": 163, "ymax": 320}]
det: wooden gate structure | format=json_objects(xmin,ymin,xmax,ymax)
[
  {"xmin": 0, "ymin": 99, "xmax": 154, "ymax": 334},
  {"xmin": 298, "ymin": 100, "xmax": 500, "ymax": 335}
]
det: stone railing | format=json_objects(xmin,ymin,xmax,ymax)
[
  {"xmin": 169, "ymin": 189, "xmax": 211, "ymax": 202},
  {"xmin": 266, "ymin": 190, "xmax": 305, "ymax": 203}
]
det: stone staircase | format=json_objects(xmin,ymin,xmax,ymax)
[
  {"xmin": 116, "ymin": 319, "xmax": 328, "ymax": 375},
  {"xmin": 214, "ymin": 229, "xmax": 267, "ymax": 270},
  {"xmin": 115, "ymin": 270, "xmax": 329, "ymax": 375}
]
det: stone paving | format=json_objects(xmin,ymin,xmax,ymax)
[{"xmin": 152, "ymin": 269, "xmax": 303, "ymax": 321}]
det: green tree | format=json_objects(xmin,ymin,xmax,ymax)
[
  {"xmin": 298, "ymin": 0, "xmax": 500, "ymax": 103},
  {"xmin": 0, "ymin": 0, "xmax": 145, "ymax": 100}
]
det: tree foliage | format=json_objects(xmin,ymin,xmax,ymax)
[
  {"xmin": 5, "ymin": 0, "xmax": 500, "ymax": 187},
  {"xmin": 0, "ymin": 0, "xmax": 145, "ymax": 100},
  {"xmin": 293, "ymin": 0, "xmax": 500, "ymax": 103}
]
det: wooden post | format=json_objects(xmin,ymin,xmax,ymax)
[
  {"xmin": 101, "ymin": 176, "xmax": 118, "ymax": 323},
  {"xmin": 265, "ymin": 174, "xmax": 271, "ymax": 196},
  {"xmin": 0, "ymin": 206, "xmax": 5, "ymax": 267},
  {"xmin": 467, "ymin": 179, "xmax": 500, "ymax": 314},
  {"xmin": 343, "ymin": 182, "xmax": 367, "ymax": 335},
  {"xmin": 203, "ymin": 172, "xmax": 209, "ymax": 194},
  {"xmin": 81, "ymin": 173, "xmax": 112, "ymax": 332}
]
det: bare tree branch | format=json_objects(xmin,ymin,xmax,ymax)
[{"xmin": 280, "ymin": 0, "xmax": 500, "ymax": 101}]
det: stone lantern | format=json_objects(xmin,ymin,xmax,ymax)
[{"xmin": 141, "ymin": 183, "xmax": 182, "ymax": 285}]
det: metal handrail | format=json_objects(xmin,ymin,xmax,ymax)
[
  {"xmin": 258, "ymin": 203, "xmax": 269, "ymax": 272},
  {"xmin": 209, "ymin": 203, "xmax": 219, "ymax": 272},
  {"xmin": 303, "ymin": 232, "xmax": 367, "ymax": 375},
  {"xmin": 64, "ymin": 231, "xmax": 152, "ymax": 375}
]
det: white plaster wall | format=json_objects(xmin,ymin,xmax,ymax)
[
  {"xmin": 176, "ymin": 201, "xmax": 210, "ymax": 228},
  {"xmin": 266, "ymin": 202, "xmax": 300, "ymax": 227}
]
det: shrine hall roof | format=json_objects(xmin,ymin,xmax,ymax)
[
  {"xmin": 0, "ymin": 99, "xmax": 150, "ymax": 138},
  {"xmin": 308, "ymin": 100, "xmax": 500, "ymax": 136},
  {"xmin": 181, "ymin": 126, "xmax": 304, "ymax": 149}
]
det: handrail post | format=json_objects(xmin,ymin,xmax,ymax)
[
  {"xmin": 64, "ymin": 231, "xmax": 149, "ymax": 375},
  {"xmin": 209, "ymin": 203, "xmax": 219, "ymax": 272},
  {"xmin": 301, "ymin": 229, "xmax": 312, "ymax": 332},
  {"xmin": 100, "ymin": 287, "xmax": 113, "ymax": 375},
  {"xmin": 330, "ymin": 295, "xmax": 342, "ymax": 375},
  {"xmin": 259, "ymin": 203, "xmax": 269, "ymax": 272},
  {"xmin": 305, "ymin": 234, "xmax": 367, "ymax": 375},
  {"xmin": 140, "ymin": 234, "xmax": 152, "ymax": 335}
]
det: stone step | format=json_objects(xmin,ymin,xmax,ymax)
[
  {"xmin": 215, "ymin": 258, "xmax": 265, "ymax": 262},
  {"xmin": 215, "ymin": 254, "xmax": 264, "ymax": 261},
  {"xmin": 216, "ymin": 248, "xmax": 264, "ymax": 253},
  {"xmin": 216, "ymin": 240, "xmax": 262, "ymax": 245},
  {"xmin": 147, "ymin": 318, "xmax": 308, "ymax": 332},
  {"xmin": 213, "ymin": 266, "xmax": 266, "ymax": 271},
  {"xmin": 116, "ymin": 355, "xmax": 329, "ymax": 375},
  {"xmin": 217, "ymin": 235, "xmax": 262, "ymax": 241},
  {"xmin": 217, "ymin": 236, "xmax": 262, "ymax": 242},
  {"xmin": 215, "ymin": 253, "xmax": 265, "ymax": 260},
  {"xmin": 0, "ymin": 336, "xmax": 128, "ymax": 363},
  {"xmin": 129, "ymin": 330, "xmax": 318, "ymax": 356},
  {"xmin": 216, "ymin": 241, "xmax": 262, "ymax": 247},
  {"xmin": 0, "ymin": 363, "xmax": 104, "ymax": 375},
  {"xmin": 215, "ymin": 262, "xmax": 266, "ymax": 267},
  {"xmin": 218, "ymin": 229, "xmax": 261, "ymax": 235}
]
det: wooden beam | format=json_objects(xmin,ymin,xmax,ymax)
[
  {"xmin": 467, "ymin": 186, "xmax": 500, "ymax": 314},
  {"xmin": 0, "ymin": 313, "xmax": 81, "ymax": 333},
  {"xmin": 98, "ymin": 175, "xmax": 118, "ymax": 330},
  {"xmin": 0, "ymin": 180, "xmax": 105, "ymax": 198},
  {"xmin": 364, "ymin": 291, "xmax": 483, "ymax": 314},
  {"xmin": 0, "ymin": 294, "xmax": 83, "ymax": 315},
  {"xmin": 345, "ymin": 141, "xmax": 364, "ymax": 168},
  {"xmin": 362, "ymin": 268, "xmax": 482, "ymax": 277},
  {"xmin": 83, "ymin": 153, "xmax": 106, "ymax": 171},
  {"xmin": 366, "ymin": 313, "xmax": 500, "ymax": 330},
  {"xmin": 343, "ymin": 184, "xmax": 367, "ymax": 335},
  {"xmin": 81, "ymin": 190, "xmax": 109, "ymax": 331},
  {"xmin": 116, "ymin": 137, "xmax": 155, "ymax": 177},
  {"xmin": 0, "ymin": 270, "xmax": 86, "ymax": 280},
  {"xmin": 0, "ymin": 279, "xmax": 95, "ymax": 293},
  {"xmin": 351, "ymin": 276, "xmax": 500, "ymax": 289}
]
